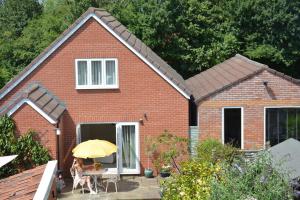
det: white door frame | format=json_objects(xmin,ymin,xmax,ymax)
[
  {"xmin": 117, "ymin": 122, "xmax": 140, "ymax": 174},
  {"xmin": 75, "ymin": 122, "xmax": 140, "ymax": 174},
  {"xmin": 222, "ymin": 107, "xmax": 244, "ymax": 149}
]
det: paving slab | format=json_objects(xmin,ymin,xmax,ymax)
[{"xmin": 58, "ymin": 176, "xmax": 161, "ymax": 200}]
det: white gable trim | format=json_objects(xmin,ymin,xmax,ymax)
[
  {"xmin": 0, "ymin": 13, "xmax": 190, "ymax": 100},
  {"xmin": 7, "ymin": 99, "xmax": 57, "ymax": 124},
  {"xmin": 33, "ymin": 160, "xmax": 57, "ymax": 200}
]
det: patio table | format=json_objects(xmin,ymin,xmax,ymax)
[{"xmin": 83, "ymin": 168, "xmax": 107, "ymax": 193}]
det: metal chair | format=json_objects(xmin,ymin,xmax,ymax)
[{"xmin": 104, "ymin": 172, "xmax": 120, "ymax": 192}]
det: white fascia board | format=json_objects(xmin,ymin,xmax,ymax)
[
  {"xmin": 7, "ymin": 99, "xmax": 57, "ymax": 124},
  {"xmin": 0, "ymin": 14, "xmax": 92, "ymax": 100},
  {"xmin": 90, "ymin": 14, "xmax": 190, "ymax": 99},
  {"xmin": 33, "ymin": 160, "xmax": 57, "ymax": 200},
  {"xmin": 0, "ymin": 13, "xmax": 190, "ymax": 100}
]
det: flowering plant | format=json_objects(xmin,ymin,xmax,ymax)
[{"xmin": 160, "ymin": 164, "xmax": 172, "ymax": 173}]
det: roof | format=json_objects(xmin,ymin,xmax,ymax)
[
  {"xmin": 0, "ymin": 83, "xmax": 66, "ymax": 123},
  {"xmin": 269, "ymin": 138, "xmax": 300, "ymax": 180},
  {"xmin": 0, "ymin": 7, "xmax": 191, "ymax": 100},
  {"xmin": 0, "ymin": 164, "xmax": 46, "ymax": 199},
  {"xmin": 185, "ymin": 54, "xmax": 300, "ymax": 103}
]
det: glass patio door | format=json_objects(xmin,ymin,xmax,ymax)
[{"xmin": 116, "ymin": 123, "xmax": 140, "ymax": 174}]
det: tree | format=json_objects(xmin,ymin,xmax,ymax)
[
  {"xmin": 1, "ymin": 0, "xmax": 299, "ymax": 89},
  {"xmin": 0, "ymin": 0, "xmax": 42, "ymax": 87},
  {"xmin": 224, "ymin": 0, "xmax": 300, "ymax": 77}
]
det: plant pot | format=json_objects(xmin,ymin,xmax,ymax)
[
  {"xmin": 160, "ymin": 171, "xmax": 171, "ymax": 178},
  {"xmin": 144, "ymin": 168, "xmax": 153, "ymax": 178}
]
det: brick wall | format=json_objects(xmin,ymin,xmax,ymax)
[
  {"xmin": 0, "ymin": 18, "xmax": 189, "ymax": 173},
  {"xmin": 198, "ymin": 70, "xmax": 300, "ymax": 150},
  {"xmin": 11, "ymin": 104, "xmax": 57, "ymax": 158}
]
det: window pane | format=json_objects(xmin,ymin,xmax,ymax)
[
  {"xmin": 91, "ymin": 61, "xmax": 102, "ymax": 85},
  {"xmin": 77, "ymin": 61, "xmax": 87, "ymax": 85},
  {"xmin": 266, "ymin": 108, "xmax": 300, "ymax": 146},
  {"xmin": 106, "ymin": 60, "xmax": 116, "ymax": 85},
  {"xmin": 122, "ymin": 125, "xmax": 136, "ymax": 169}
]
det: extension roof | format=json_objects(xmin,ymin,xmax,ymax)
[
  {"xmin": 0, "ymin": 164, "xmax": 46, "ymax": 199},
  {"xmin": 0, "ymin": 83, "xmax": 66, "ymax": 123},
  {"xmin": 185, "ymin": 54, "xmax": 300, "ymax": 103},
  {"xmin": 0, "ymin": 7, "xmax": 191, "ymax": 100}
]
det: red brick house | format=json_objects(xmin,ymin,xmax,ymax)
[
  {"xmin": 0, "ymin": 8, "xmax": 191, "ymax": 174},
  {"xmin": 186, "ymin": 54, "xmax": 300, "ymax": 150},
  {"xmin": 1, "ymin": 7, "xmax": 300, "ymax": 175}
]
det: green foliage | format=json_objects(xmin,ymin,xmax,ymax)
[
  {"xmin": 0, "ymin": 0, "xmax": 299, "ymax": 88},
  {"xmin": 162, "ymin": 139, "xmax": 293, "ymax": 199},
  {"xmin": 0, "ymin": 0, "xmax": 42, "ymax": 87},
  {"xmin": 196, "ymin": 138, "xmax": 239, "ymax": 164},
  {"xmin": 210, "ymin": 152, "xmax": 293, "ymax": 200},
  {"xmin": 162, "ymin": 139, "xmax": 229, "ymax": 200},
  {"xmin": 162, "ymin": 161, "xmax": 221, "ymax": 200},
  {"xmin": 151, "ymin": 130, "xmax": 188, "ymax": 173},
  {"xmin": 15, "ymin": 130, "xmax": 51, "ymax": 170},
  {"xmin": 0, "ymin": 115, "xmax": 16, "ymax": 155},
  {"xmin": 0, "ymin": 115, "xmax": 51, "ymax": 178}
]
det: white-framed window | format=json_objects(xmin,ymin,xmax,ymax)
[{"xmin": 75, "ymin": 58, "xmax": 118, "ymax": 89}]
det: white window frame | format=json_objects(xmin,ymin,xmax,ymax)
[
  {"xmin": 222, "ymin": 107, "xmax": 244, "ymax": 149},
  {"xmin": 75, "ymin": 58, "xmax": 119, "ymax": 89}
]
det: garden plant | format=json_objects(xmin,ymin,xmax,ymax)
[{"xmin": 0, "ymin": 115, "xmax": 51, "ymax": 178}]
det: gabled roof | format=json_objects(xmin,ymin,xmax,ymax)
[
  {"xmin": 0, "ymin": 7, "xmax": 191, "ymax": 100},
  {"xmin": 0, "ymin": 83, "xmax": 66, "ymax": 124},
  {"xmin": 186, "ymin": 54, "xmax": 300, "ymax": 103}
]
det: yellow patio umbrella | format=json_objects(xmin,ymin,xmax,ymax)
[{"xmin": 72, "ymin": 139, "xmax": 117, "ymax": 159}]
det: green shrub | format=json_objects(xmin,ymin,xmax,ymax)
[
  {"xmin": 152, "ymin": 130, "xmax": 188, "ymax": 173},
  {"xmin": 162, "ymin": 139, "xmax": 292, "ymax": 199},
  {"xmin": 0, "ymin": 115, "xmax": 51, "ymax": 178},
  {"xmin": 210, "ymin": 152, "xmax": 293, "ymax": 200},
  {"xmin": 162, "ymin": 139, "xmax": 231, "ymax": 200},
  {"xmin": 195, "ymin": 138, "xmax": 239, "ymax": 164},
  {"xmin": 162, "ymin": 160, "xmax": 222, "ymax": 200},
  {"xmin": 15, "ymin": 130, "xmax": 51, "ymax": 170}
]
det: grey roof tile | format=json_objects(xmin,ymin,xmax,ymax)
[
  {"xmin": 0, "ymin": 83, "xmax": 66, "ymax": 122},
  {"xmin": 0, "ymin": 7, "xmax": 191, "ymax": 100},
  {"xmin": 186, "ymin": 54, "xmax": 300, "ymax": 103}
]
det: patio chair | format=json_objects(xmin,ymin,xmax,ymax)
[
  {"xmin": 104, "ymin": 172, "xmax": 120, "ymax": 193},
  {"xmin": 70, "ymin": 161, "xmax": 86, "ymax": 194}
]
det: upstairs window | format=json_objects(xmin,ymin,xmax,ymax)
[{"xmin": 75, "ymin": 59, "xmax": 118, "ymax": 89}]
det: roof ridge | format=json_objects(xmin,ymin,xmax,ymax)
[
  {"xmin": 0, "ymin": 7, "xmax": 190, "ymax": 100},
  {"xmin": 235, "ymin": 54, "xmax": 268, "ymax": 68}
]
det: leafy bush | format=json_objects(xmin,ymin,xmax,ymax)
[
  {"xmin": 195, "ymin": 138, "xmax": 239, "ymax": 164},
  {"xmin": 151, "ymin": 130, "xmax": 188, "ymax": 173},
  {"xmin": 162, "ymin": 160, "xmax": 222, "ymax": 200},
  {"xmin": 15, "ymin": 130, "xmax": 51, "ymax": 170},
  {"xmin": 162, "ymin": 139, "xmax": 292, "ymax": 199},
  {"xmin": 210, "ymin": 152, "xmax": 293, "ymax": 200},
  {"xmin": 162, "ymin": 139, "xmax": 234, "ymax": 200},
  {"xmin": 0, "ymin": 115, "xmax": 51, "ymax": 178}
]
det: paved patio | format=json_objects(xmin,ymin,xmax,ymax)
[{"xmin": 58, "ymin": 176, "xmax": 161, "ymax": 200}]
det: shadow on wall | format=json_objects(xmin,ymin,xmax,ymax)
[
  {"xmin": 265, "ymin": 85, "xmax": 277, "ymax": 100},
  {"xmin": 60, "ymin": 110, "xmax": 76, "ymax": 177}
]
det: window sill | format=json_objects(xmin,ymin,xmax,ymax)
[{"xmin": 76, "ymin": 85, "xmax": 119, "ymax": 90}]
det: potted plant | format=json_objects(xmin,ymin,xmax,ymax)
[
  {"xmin": 144, "ymin": 136, "xmax": 157, "ymax": 178},
  {"xmin": 160, "ymin": 164, "xmax": 171, "ymax": 178}
]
